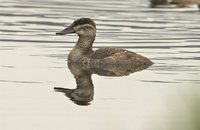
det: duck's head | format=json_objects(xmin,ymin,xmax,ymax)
[{"xmin": 56, "ymin": 18, "xmax": 96, "ymax": 36}]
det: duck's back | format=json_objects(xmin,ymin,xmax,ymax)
[
  {"xmin": 91, "ymin": 48, "xmax": 125, "ymax": 59},
  {"xmin": 90, "ymin": 48, "xmax": 153, "ymax": 66}
]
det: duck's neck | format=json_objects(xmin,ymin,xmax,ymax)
[
  {"xmin": 75, "ymin": 35, "xmax": 95, "ymax": 51},
  {"xmin": 68, "ymin": 35, "xmax": 96, "ymax": 62}
]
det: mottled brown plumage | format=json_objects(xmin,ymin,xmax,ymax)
[{"xmin": 56, "ymin": 18, "xmax": 153, "ymax": 66}]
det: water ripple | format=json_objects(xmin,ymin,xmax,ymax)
[{"xmin": 0, "ymin": 0, "xmax": 200, "ymax": 85}]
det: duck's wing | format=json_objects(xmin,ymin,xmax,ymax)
[
  {"xmin": 91, "ymin": 48, "xmax": 125, "ymax": 59},
  {"xmin": 100, "ymin": 50, "xmax": 153, "ymax": 66},
  {"xmin": 82, "ymin": 51, "xmax": 153, "ymax": 76},
  {"xmin": 91, "ymin": 48, "xmax": 153, "ymax": 65}
]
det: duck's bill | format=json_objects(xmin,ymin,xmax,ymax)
[{"xmin": 56, "ymin": 25, "xmax": 75, "ymax": 35}]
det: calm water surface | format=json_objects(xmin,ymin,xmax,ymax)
[{"xmin": 0, "ymin": 0, "xmax": 200, "ymax": 130}]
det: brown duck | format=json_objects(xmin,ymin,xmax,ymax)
[{"xmin": 56, "ymin": 18, "xmax": 153, "ymax": 66}]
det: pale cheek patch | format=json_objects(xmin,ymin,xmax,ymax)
[{"xmin": 75, "ymin": 24, "xmax": 96, "ymax": 36}]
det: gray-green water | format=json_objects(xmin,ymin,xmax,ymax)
[{"xmin": 0, "ymin": 0, "xmax": 200, "ymax": 130}]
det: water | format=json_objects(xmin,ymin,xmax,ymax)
[{"xmin": 0, "ymin": 0, "xmax": 200, "ymax": 130}]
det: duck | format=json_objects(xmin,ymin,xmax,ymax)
[
  {"xmin": 150, "ymin": 0, "xmax": 200, "ymax": 9},
  {"xmin": 56, "ymin": 18, "xmax": 153, "ymax": 66}
]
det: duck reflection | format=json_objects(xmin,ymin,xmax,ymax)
[{"xmin": 54, "ymin": 61, "xmax": 152, "ymax": 106}]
